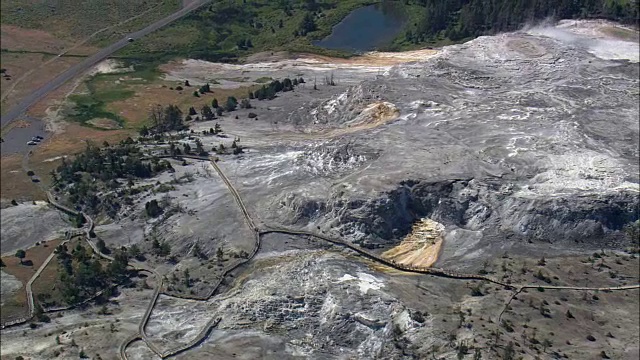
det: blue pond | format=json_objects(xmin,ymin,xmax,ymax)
[{"xmin": 314, "ymin": 5, "xmax": 406, "ymax": 53}]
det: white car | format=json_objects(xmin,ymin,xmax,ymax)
[{"xmin": 27, "ymin": 141, "xmax": 37, "ymax": 145}]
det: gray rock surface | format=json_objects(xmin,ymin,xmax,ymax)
[
  {"xmin": 205, "ymin": 27, "xmax": 639, "ymax": 266},
  {"xmin": 0, "ymin": 270, "xmax": 22, "ymax": 306},
  {"xmin": 0, "ymin": 202, "xmax": 69, "ymax": 254}
]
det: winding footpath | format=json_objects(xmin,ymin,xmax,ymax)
[
  {"xmin": 12, "ymin": 154, "xmax": 636, "ymax": 357},
  {"xmin": 117, "ymin": 155, "xmax": 640, "ymax": 359}
]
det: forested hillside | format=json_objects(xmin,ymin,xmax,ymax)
[{"xmin": 403, "ymin": 0, "xmax": 639, "ymax": 44}]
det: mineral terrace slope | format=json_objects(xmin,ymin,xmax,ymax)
[
  {"xmin": 0, "ymin": 21, "xmax": 638, "ymax": 360},
  {"xmin": 210, "ymin": 24, "xmax": 640, "ymax": 261}
]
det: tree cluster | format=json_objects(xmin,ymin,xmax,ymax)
[
  {"xmin": 296, "ymin": 12, "xmax": 317, "ymax": 36},
  {"xmin": 55, "ymin": 243, "xmax": 129, "ymax": 305},
  {"xmin": 53, "ymin": 142, "xmax": 172, "ymax": 217},
  {"xmin": 253, "ymin": 77, "xmax": 303, "ymax": 100},
  {"xmin": 199, "ymin": 83, "xmax": 211, "ymax": 94},
  {"xmin": 405, "ymin": 0, "xmax": 639, "ymax": 44},
  {"xmin": 236, "ymin": 38, "xmax": 254, "ymax": 50},
  {"xmin": 152, "ymin": 237, "xmax": 171, "ymax": 257},
  {"xmin": 145, "ymin": 199, "xmax": 163, "ymax": 218},
  {"xmin": 225, "ymin": 96, "xmax": 238, "ymax": 111},
  {"xmin": 148, "ymin": 104, "xmax": 186, "ymax": 134}
]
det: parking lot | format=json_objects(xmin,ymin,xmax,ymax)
[{"xmin": 0, "ymin": 117, "xmax": 47, "ymax": 156}]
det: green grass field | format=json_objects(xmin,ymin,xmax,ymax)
[
  {"xmin": 116, "ymin": 0, "xmax": 378, "ymax": 62},
  {"xmin": 66, "ymin": 71, "xmax": 142, "ymax": 128}
]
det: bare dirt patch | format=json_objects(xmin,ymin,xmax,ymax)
[
  {"xmin": 1, "ymin": 25, "xmax": 68, "ymax": 52},
  {"xmin": 0, "ymin": 53, "xmax": 49, "ymax": 98}
]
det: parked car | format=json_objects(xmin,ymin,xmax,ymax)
[
  {"xmin": 31, "ymin": 137, "xmax": 41, "ymax": 142},
  {"xmin": 27, "ymin": 141, "xmax": 37, "ymax": 145},
  {"xmin": 35, "ymin": 135, "xmax": 44, "ymax": 140}
]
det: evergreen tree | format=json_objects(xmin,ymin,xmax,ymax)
[
  {"xmin": 240, "ymin": 98, "xmax": 252, "ymax": 109},
  {"xmin": 299, "ymin": 12, "xmax": 316, "ymax": 35},
  {"xmin": 225, "ymin": 96, "xmax": 238, "ymax": 111},
  {"xmin": 15, "ymin": 249, "xmax": 26, "ymax": 264},
  {"xmin": 145, "ymin": 200, "xmax": 162, "ymax": 218},
  {"xmin": 201, "ymin": 105, "xmax": 214, "ymax": 120}
]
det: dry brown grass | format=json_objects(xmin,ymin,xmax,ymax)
[
  {"xmin": 1, "ymin": 53, "xmax": 85, "ymax": 114},
  {"xmin": 0, "ymin": 154, "xmax": 46, "ymax": 202},
  {"xmin": 0, "ymin": 24, "xmax": 96, "ymax": 54},
  {"xmin": 30, "ymin": 257, "xmax": 62, "ymax": 307},
  {"xmin": 1, "ymin": 63, "xmax": 259, "ymax": 201},
  {"xmin": 0, "ymin": 238, "xmax": 61, "ymax": 322},
  {"xmin": 36, "ymin": 124, "xmax": 131, "ymax": 154},
  {"xmin": 1, "ymin": 238, "xmax": 62, "ymax": 282},
  {"xmin": 0, "ymin": 122, "xmax": 129, "ymax": 201},
  {"xmin": 0, "ymin": 24, "xmax": 98, "ymax": 115},
  {"xmin": 105, "ymin": 80, "xmax": 260, "ymax": 129},
  {"xmin": 25, "ymin": 67, "xmax": 82, "ymax": 118}
]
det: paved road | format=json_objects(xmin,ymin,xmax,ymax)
[{"xmin": 0, "ymin": 0, "xmax": 211, "ymax": 129}]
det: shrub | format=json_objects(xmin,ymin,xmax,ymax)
[{"xmin": 145, "ymin": 200, "xmax": 163, "ymax": 218}]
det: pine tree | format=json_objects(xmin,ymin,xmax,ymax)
[{"xmin": 184, "ymin": 269, "xmax": 190, "ymax": 287}]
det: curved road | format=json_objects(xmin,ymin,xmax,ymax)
[{"xmin": 0, "ymin": 0, "xmax": 211, "ymax": 128}]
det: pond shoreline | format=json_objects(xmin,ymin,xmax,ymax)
[{"xmin": 313, "ymin": 4, "xmax": 408, "ymax": 53}]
